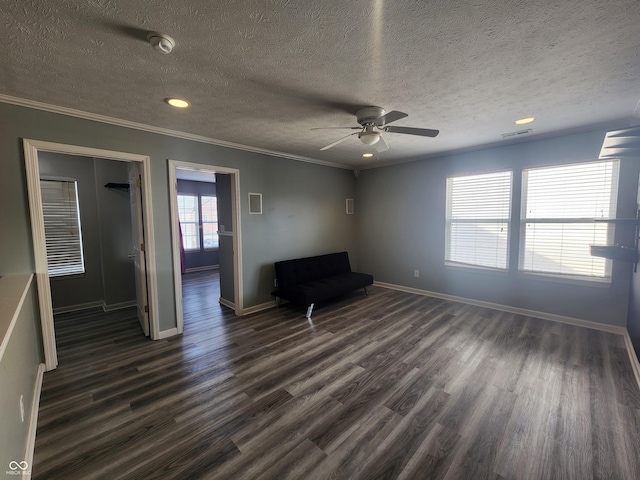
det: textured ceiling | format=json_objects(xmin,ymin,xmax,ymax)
[{"xmin": 1, "ymin": 0, "xmax": 639, "ymax": 168}]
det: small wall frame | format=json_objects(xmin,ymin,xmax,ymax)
[
  {"xmin": 346, "ymin": 198, "xmax": 354, "ymax": 215},
  {"xmin": 249, "ymin": 192, "xmax": 263, "ymax": 214}
]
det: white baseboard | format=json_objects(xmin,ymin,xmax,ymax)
[
  {"xmin": 374, "ymin": 281, "xmax": 627, "ymax": 335},
  {"xmin": 157, "ymin": 328, "xmax": 179, "ymax": 340},
  {"xmin": 242, "ymin": 300, "xmax": 277, "ymax": 316},
  {"xmin": 375, "ymin": 281, "xmax": 640, "ymax": 391},
  {"xmin": 52, "ymin": 301, "xmax": 103, "ymax": 315},
  {"xmin": 184, "ymin": 265, "xmax": 219, "ymax": 273},
  {"xmin": 101, "ymin": 300, "xmax": 136, "ymax": 312},
  {"xmin": 219, "ymin": 297, "xmax": 235, "ymax": 310},
  {"xmin": 622, "ymin": 331, "xmax": 640, "ymax": 392},
  {"xmin": 24, "ymin": 363, "xmax": 45, "ymax": 479}
]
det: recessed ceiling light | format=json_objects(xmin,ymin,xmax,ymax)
[
  {"xmin": 165, "ymin": 98, "xmax": 190, "ymax": 108},
  {"xmin": 515, "ymin": 117, "xmax": 535, "ymax": 125},
  {"xmin": 362, "ymin": 153, "xmax": 374, "ymax": 158}
]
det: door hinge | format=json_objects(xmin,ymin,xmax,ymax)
[
  {"xmin": 136, "ymin": 175, "xmax": 141, "ymax": 188},
  {"xmin": 140, "ymin": 243, "xmax": 145, "ymax": 252},
  {"xmin": 144, "ymin": 305, "xmax": 149, "ymax": 313}
]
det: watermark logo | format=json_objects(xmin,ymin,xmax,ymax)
[{"xmin": 6, "ymin": 461, "xmax": 30, "ymax": 476}]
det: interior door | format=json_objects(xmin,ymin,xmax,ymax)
[{"xmin": 128, "ymin": 163, "xmax": 150, "ymax": 336}]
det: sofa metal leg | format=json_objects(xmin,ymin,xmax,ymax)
[
  {"xmin": 306, "ymin": 303, "xmax": 314, "ymax": 319},
  {"xmin": 275, "ymin": 296, "xmax": 280, "ymax": 307},
  {"xmin": 364, "ymin": 286, "xmax": 368, "ymax": 296}
]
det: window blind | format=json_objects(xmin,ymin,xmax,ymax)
[
  {"xmin": 520, "ymin": 160, "xmax": 619, "ymax": 279},
  {"xmin": 40, "ymin": 179, "xmax": 85, "ymax": 277},
  {"xmin": 446, "ymin": 171, "xmax": 512, "ymax": 269}
]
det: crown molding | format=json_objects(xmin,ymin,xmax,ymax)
[{"xmin": 0, "ymin": 94, "xmax": 352, "ymax": 170}]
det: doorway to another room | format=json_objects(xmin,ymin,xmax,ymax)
[
  {"xmin": 23, "ymin": 140, "xmax": 160, "ymax": 371},
  {"xmin": 168, "ymin": 160, "xmax": 243, "ymax": 334}
]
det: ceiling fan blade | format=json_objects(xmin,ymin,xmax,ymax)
[
  {"xmin": 320, "ymin": 132, "xmax": 358, "ymax": 151},
  {"xmin": 310, "ymin": 126, "xmax": 361, "ymax": 130},
  {"xmin": 375, "ymin": 110, "xmax": 408, "ymax": 126},
  {"xmin": 384, "ymin": 125, "xmax": 439, "ymax": 137},
  {"xmin": 377, "ymin": 135, "xmax": 389, "ymax": 152}
]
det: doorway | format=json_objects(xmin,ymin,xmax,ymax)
[
  {"xmin": 23, "ymin": 139, "xmax": 160, "ymax": 371},
  {"xmin": 168, "ymin": 160, "xmax": 243, "ymax": 334}
]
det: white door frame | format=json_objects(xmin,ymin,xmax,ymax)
[
  {"xmin": 168, "ymin": 159, "xmax": 243, "ymax": 333},
  {"xmin": 23, "ymin": 139, "xmax": 161, "ymax": 371}
]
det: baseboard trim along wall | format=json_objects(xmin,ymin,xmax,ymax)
[
  {"xmin": 219, "ymin": 297, "xmax": 236, "ymax": 311},
  {"xmin": 102, "ymin": 301, "xmax": 137, "ymax": 312},
  {"xmin": 25, "ymin": 363, "xmax": 45, "ymax": 479},
  {"xmin": 53, "ymin": 300, "xmax": 138, "ymax": 315},
  {"xmin": 184, "ymin": 265, "xmax": 219, "ymax": 273},
  {"xmin": 157, "ymin": 328, "xmax": 179, "ymax": 340},
  {"xmin": 623, "ymin": 331, "xmax": 640, "ymax": 392},
  {"xmin": 375, "ymin": 281, "xmax": 640, "ymax": 390},
  {"xmin": 52, "ymin": 301, "xmax": 104, "ymax": 315},
  {"xmin": 242, "ymin": 300, "xmax": 278, "ymax": 316}
]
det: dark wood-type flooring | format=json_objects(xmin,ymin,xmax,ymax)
[{"xmin": 33, "ymin": 270, "xmax": 640, "ymax": 479}]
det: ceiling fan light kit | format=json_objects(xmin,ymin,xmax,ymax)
[{"xmin": 318, "ymin": 106, "xmax": 439, "ymax": 152}]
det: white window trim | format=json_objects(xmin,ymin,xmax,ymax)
[
  {"xmin": 177, "ymin": 194, "xmax": 200, "ymax": 251},
  {"xmin": 518, "ymin": 159, "xmax": 619, "ymax": 283},
  {"xmin": 445, "ymin": 170, "xmax": 513, "ymax": 271}
]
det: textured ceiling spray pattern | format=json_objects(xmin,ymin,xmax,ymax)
[{"xmin": 0, "ymin": 0, "xmax": 639, "ymax": 167}]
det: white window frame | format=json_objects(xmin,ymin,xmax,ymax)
[
  {"xmin": 40, "ymin": 177, "xmax": 85, "ymax": 277},
  {"xmin": 519, "ymin": 160, "xmax": 619, "ymax": 283},
  {"xmin": 200, "ymin": 195, "xmax": 219, "ymax": 250},
  {"xmin": 177, "ymin": 194, "xmax": 200, "ymax": 251},
  {"xmin": 445, "ymin": 170, "xmax": 512, "ymax": 271}
]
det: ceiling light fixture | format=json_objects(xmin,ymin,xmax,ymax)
[
  {"xmin": 148, "ymin": 32, "xmax": 175, "ymax": 54},
  {"xmin": 515, "ymin": 117, "xmax": 535, "ymax": 125},
  {"xmin": 362, "ymin": 153, "xmax": 374, "ymax": 158},
  {"xmin": 358, "ymin": 125, "xmax": 381, "ymax": 145},
  {"xmin": 165, "ymin": 98, "xmax": 190, "ymax": 108}
]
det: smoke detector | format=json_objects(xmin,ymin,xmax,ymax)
[{"xmin": 148, "ymin": 32, "xmax": 175, "ymax": 54}]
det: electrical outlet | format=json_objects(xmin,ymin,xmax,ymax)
[
  {"xmin": 414, "ymin": 270, "xmax": 419, "ymax": 278},
  {"xmin": 20, "ymin": 394, "xmax": 24, "ymax": 423}
]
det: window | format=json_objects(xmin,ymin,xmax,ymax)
[
  {"xmin": 177, "ymin": 194, "xmax": 200, "ymax": 250},
  {"xmin": 519, "ymin": 160, "xmax": 619, "ymax": 280},
  {"xmin": 40, "ymin": 178, "xmax": 85, "ymax": 277},
  {"xmin": 177, "ymin": 193, "xmax": 219, "ymax": 251},
  {"xmin": 201, "ymin": 195, "xmax": 219, "ymax": 249},
  {"xmin": 446, "ymin": 171, "xmax": 512, "ymax": 270}
]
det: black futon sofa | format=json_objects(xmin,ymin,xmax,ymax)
[{"xmin": 271, "ymin": 251, "xmax": 373, "ymax": 318}]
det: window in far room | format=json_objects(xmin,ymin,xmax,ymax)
[
  {"xmin": 201, "ymin": 195, "xmax": 219, "ymax": 249},
  {"xmin": 519, "ymin": 160, "xmax": 619, "ymax": 281},
  {"xmin": 177, "ymin": 193, "xmax": 219, "ymax": 251},
  {"xmin": 177, "ymin": 194, "xmax": 200, "ymax": 251},
  {"xmin": 445, "ymin": 170, "xmax": 512, "ymax": 270}
]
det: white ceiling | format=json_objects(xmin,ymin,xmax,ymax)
[{"xmin": 1, "ymin": 0, "xmax": 639, "ymax": 168}]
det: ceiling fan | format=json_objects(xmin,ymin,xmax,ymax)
[{"xmin": 314, "ymin": 106, "xmax": 439, "ymax": 152}]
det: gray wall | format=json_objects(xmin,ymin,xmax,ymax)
[
  {"xmin": 627, "ymin": 178, "xmax": 640, "ymax": 358},
  {"xmin": 37, "ymin": 153, "xmax": 136, "ymax": 311},
  {"xmin": 38, "ymin": 153, "xmax": 105, "ymax": 310},
  {"xmin": 216, "ymin": 174, "xmax": 234, "ymax": 303},
  {"xmin": 94, "ymin": 159, "xmax": 137, "ymax": 307},
  {"xmin": 356, "ymin": 128, "xmax": 639, "ymax": 327},
  {"xmin": 0, "ymin": 277, "xmax": 43, "ymax": 471},
  {"xmin": 0, "ymin": 101, "xmax": 357, "ymax": 332}
]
